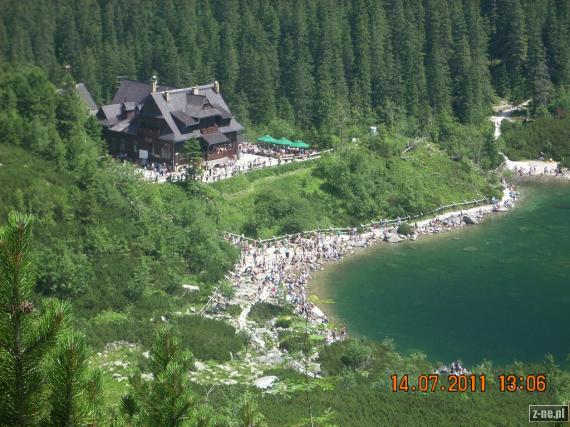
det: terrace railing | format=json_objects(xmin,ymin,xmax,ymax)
[{"xmin": 222, "ymin": 197, "xmax": 489, "ymax": 246}]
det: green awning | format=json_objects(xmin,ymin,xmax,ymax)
[
  {"xmin": 276, "ymin": 137, "xmax": 293, "ymax": 146},
  {"xmin": 256, "ymin": 134, "xmax": 278, "ymax": 144},
  {"xmin": 256, "ymin": 135, "xmax": 306, "ymax": 148},
  {"xmin": 291, "ymin": 140, "xmax": 310, "ymax": 148}
]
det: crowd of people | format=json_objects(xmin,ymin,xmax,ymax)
[
  {"xmin": 511, "ymin": 163, "xmax": 567, "ymax": 177},
  {"xmin": 119, "ymin": 141, "xmax": 327, "ymax": 184},
  {"xmin": 227, "ymin": 232, "xmax": 361, "ymax": 344},
  {"xmin": 434, "ymin": 360, "xmax": 470, "ymax": 376},
  {"xmin": 200, "ymin": 155, "xmax": 279, "ymax": 182},
  {"xmin": 240, "ymin": 141, "xmax": 318, "ymax": 159}
]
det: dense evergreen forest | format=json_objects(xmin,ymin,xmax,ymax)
[{"xmin": 1, "ymin": 0, "xmax": 569, "ymax": 133}]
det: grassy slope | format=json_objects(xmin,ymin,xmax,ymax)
[
  {"xmin": 206, "ymin": 145, "xmax": 498, "ymax": 239},
  {"xmin": 208, "ymin": 163, "xmax": 331, "ymax": 237}
]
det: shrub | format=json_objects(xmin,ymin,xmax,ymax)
[
  {"xmin": 92, "ymin": 310, "xmax": 129, "ymax": 326},
  {"xmin": 397, "ymin": 222, "xmax": 413, "ymax": 235},
  {"xmin": 175, "ymin": 316, "xmax": 244, "ymax": 362},
  {"xmin": 249, "ymin": 302, "xmax": 292, "ymax": 324},
  {"xmin": 226, "ymin": 304, "xmax": 242, "ymax": 317},
  {"xmin": 219, "ymin": 281, "xmax": 236, "ymax": 299},
  {"xmin": 278, "ymin": 332, "xmax": 309, "ymax": 355},
  {"xmin": 274, "ymin": 316, "xmax": 292, "ymax": 328}
]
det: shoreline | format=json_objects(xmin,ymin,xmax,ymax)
[{"xmin": 221, "ymin": 182, "xmax": 519, "ymax": 345}]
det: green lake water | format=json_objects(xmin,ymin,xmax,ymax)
[{"xmin": 312, "ymin": 183, "xmax": 570, "ymax": 366}]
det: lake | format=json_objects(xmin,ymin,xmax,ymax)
[{"xmin": 311, "ymin": 183, "xmax": 570, "ymax": 366}]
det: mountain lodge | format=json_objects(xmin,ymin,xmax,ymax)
[{"xmin": 96, "ymin": 77, "xmax": 244, "ymax": 169}]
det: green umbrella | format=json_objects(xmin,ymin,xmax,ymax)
[
  {"xmin": 256, "ymin": 134, "xmax": 278, "ymax": 144},
  {"xmin": 276, "ymin": 137, "xmax": 294, "ymax": 146},
  {"xmin": 291, "ymin": 140, "xmax": 310, "ymax": 149}
]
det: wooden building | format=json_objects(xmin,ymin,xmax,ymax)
[{"xmin": 97, "ymin": 77, "xmax": 244, "ymax": 169}]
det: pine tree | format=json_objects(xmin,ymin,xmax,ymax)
[
  {"xmin": 288, "ymin": 1, "xmax": 315, "ymax": 128},
  {"xmin": 350, "ymin": 0, "xmax": 372, "ymax": 113},
  {"xmin": 500, "ymin": 0, "xmax": 527, "ymax": 99},
  {"xmin": 424, "ymin": 0, "xmax": 452, "ymax": 117},
  {"xmin": 450, "ymin": 0, "xmax": 474, "ymax": 122},
  {"xmin": 123, "ymin": 324, "xmax": 195, "ymax": 426},
  {"xmin": 46, "ymin": 331, "xmax": 103, "ymax": 426},
  {"xmin": 0, "ymin": 213, "xmax": 71, "ymax": 425},
  {"xmin": 236, "ymin": 394, "xmax": 267, "ymax": 427}
]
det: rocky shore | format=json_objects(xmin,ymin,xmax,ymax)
[{"xmin": 221, "ymin": 183, "xmax": 519, "ymax": 351}]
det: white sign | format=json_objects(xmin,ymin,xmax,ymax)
[{"xmin": 139, "ymin": 149, "xmax": 148, "ymax": 160}]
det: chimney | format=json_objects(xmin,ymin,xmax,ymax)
[
  {"xmin": 214, "ymin": 80, "xmax": 220, "ymax": 93},
  {"xmin": 192, "ymin": 86, "xmax": 199, "ymax": 95},
  {"xmin": 164, "ymin": 91, "xmax": 170, "ymax": 102},
  {"xmin": 151, "ymin": 75, "xmax": 158, "ymax": 93}
]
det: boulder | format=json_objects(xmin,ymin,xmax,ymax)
[
  {"xmin": 257, "ymin": 350, "xmax": 284, "ymax": 366},
  {"xmin": 252, "ymin": 375, "xmax": 278, "ymax": 389},
  {"xmin": 383, "ymin": 233, "xmax": 401, "ymax": 243},
  {"xmin": 182, "ymin": 284, "xmax": 200, "ymax": 292},
  {"xmin": 463, "ymin": 214, "xmax": 479, "ymax": 225}
]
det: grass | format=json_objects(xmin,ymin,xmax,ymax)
[
  {"xmin": 90, "ymin": 346, "xmax": 141, "ymax": 410},
  {"xmin": 206, "ymin": 161, "xmax": 331, "ymax": 238},
  {"xmin": 205, "ymin": 144, "xmax": 500, "ymax": 239}
]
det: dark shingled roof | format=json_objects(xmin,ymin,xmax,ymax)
[
  {"xmin": 98, "ymin": 104, "xmax": 122, "ymax": 126},
  {"xmin": 171, "ymin": 110, "xmax": 197, "ymax": 126},
  {"xmin": 202, "ymin": 132, "xmax": 229, "ymax": 145},
  {"xmin": 101, "ymin": 79, "xmax": 243, "ymax": 144},
  {"xmin": 75, "ymin": 83, "xmax": 98, "ymax": 112},
  {"xmin": 187, "ymin": 93, "xmax": 206, "ymax": 106},
  {"xmin": 122, "ymin": 101, "xmax": 136, "ymax": 111},
  {"xmin": 112, "ymin": 79, "xmax": 175, "ymax": 104}
]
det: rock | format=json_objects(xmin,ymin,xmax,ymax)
[
  {"xmin": 252, "ymin": 335, "xmax": 266, "ymax": 348},
  {"xmin": 252, "ymin": 376, "xmax": 278, "ymax": 389},
  {"xmin": 182, "ymin": 284, "xmax": 200, "ymax": 292},
  {"xmin": 312, "ymin": 306, "xmax": 325, "ymax": 318},
  {"xmin": 463, "ymin": 215, "xmax": 479, "ymax": 225},
  {"xmin": 257, "ymin": 352, "xmax": 284, "ymax": 366},
  {"xmin": 194, "ymin": 361, "xmax": 206, "ymax": 371},
  {"xmin": 142, "ymin": 351, "xmax": 150, "ymax": 359},
  {"xmin": 383, "ymin": 233, "xmax": 401, "ymax": 243}
]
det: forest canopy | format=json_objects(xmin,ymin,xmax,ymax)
[{"xmin": 1, "ymin": 0, "xmax": 569, "ymax": 134}]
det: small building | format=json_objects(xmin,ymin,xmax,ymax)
[{"xmin": 97, "ymin": 77, "xmax": 244, "ymax": 169}]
